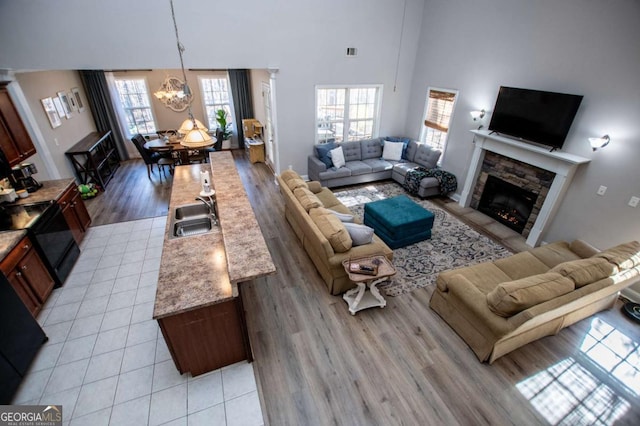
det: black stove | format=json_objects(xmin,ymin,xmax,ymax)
[{"xmin": 0, "ymin": 200, "xmax": 79, "ymax": 287}]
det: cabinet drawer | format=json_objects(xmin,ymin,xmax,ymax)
[
  {"xmin": 58, "ymin": 183, "xmax": 76, "ymax": 207},
  {"xmin": 0, "ymin": 237, "xmax": 32, "ymax": 275}
]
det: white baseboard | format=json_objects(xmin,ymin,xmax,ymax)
[
  {"xmin": 448, "ymin": 192, "xmax": 460, "ymax": 202},
  {"xmin": 301, "ymin": 174, "xmax": 309, "ymax": 181}
]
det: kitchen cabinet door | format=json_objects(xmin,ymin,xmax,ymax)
[
  {"xmin": 6, "ymin": 270, "xmax": 39, "ymax": 316},
  {"xmin": 0, "ymin": 85, "xmax": 36, "ymax": 166},
  {"xmin": 18, "ymin": 247, "xmax": 55, "ymax": 305},
  {"xmin": 59, "ymin": 183, "xmax": 91, "ymax": 244}
]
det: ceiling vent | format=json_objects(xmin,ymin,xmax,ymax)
[{"xmin": 346, "ymin": 47, "xmax": 358, "ymax": 57}]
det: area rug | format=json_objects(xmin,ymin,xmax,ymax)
[{"xmin": 334, "ymin": 182, "xmax": 513, "ymax": 297}]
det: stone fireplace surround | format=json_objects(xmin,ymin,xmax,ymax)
[{"xmin": 459, "ymin": 130, "xmax": 591, "ymax": 247}]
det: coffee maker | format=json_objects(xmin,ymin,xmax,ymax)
[{"xmin": 9, "ymin": 163, "xmax": 43, "ymax": 193}]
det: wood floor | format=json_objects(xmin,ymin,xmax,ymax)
[{"xmin": 85, "ymin": 153, "xmax": 640, "ymax": 425}]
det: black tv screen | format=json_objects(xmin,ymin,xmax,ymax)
[{"xmin": 488, "ymin": 86, "xmax": 583, "ymax": 149}]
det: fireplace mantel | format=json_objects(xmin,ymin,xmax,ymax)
[{"xmin": 459, "ymin": 130, "xmax": 591, "ymax": 247}]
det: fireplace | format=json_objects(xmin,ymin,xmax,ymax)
[{"xmin": 478, "ymin": 175, "xmax": 537, "ymax": 234}]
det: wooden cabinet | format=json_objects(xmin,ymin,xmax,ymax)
[
  {"xmin": 0, "ymin": 236, "xmax": 55, "ymax": 317},
  {"xmin": 65, "ymin": 131, "xmax": 120, "ymax": 189},
  {"xmin": 0, "ymin": 83, "xmax": 37, "ymax": 166},
  {"xmin": 58, "ymin": 183, "xmax": 91, "ymax": 244},
  {"xmin": 157, "ymin": 296, "xmax": 251, "ymax": 376}
]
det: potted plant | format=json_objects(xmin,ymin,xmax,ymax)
[{"xmin": 215, "ymin": 109, "xmax": 232, "ymax": 149}]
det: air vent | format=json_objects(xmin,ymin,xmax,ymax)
[{"xmin": 346, "ymin": 47, "xmax": 358, "ymax": 57}]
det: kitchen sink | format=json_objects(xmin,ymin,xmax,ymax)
[
  {"xmin": 173, "ymin": 217, "xmax": 213, "ymax": 238},
  {"xmin": 169, "ymin": 202, "xmax": 218, "ymax": 239},
  {"xmin": 174, "ymin": 203, "xmax": 211, "ymax": 220}
]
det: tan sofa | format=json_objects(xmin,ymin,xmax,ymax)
[
  {"xmin": 430, "ymin": 240, "xmax": 640, "ymax": 363},
  {"xmin": 277, "ymin": 170, "xmax": 393, "ymax": 295}
]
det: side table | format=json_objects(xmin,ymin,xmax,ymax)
[{"xmin": 341, "ymin": 255, "xmax": 396, "ymax": 315}]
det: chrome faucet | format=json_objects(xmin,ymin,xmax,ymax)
[{"xmin": 196, "ymin": 196, "xmax": 218, "ymax": 225}]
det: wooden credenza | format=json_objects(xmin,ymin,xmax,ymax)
[{"xmin": 65, "ymin": 131, "xmax": 120, "ymax": 189}]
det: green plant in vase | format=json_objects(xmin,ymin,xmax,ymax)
[{"xmin": 215, "ymin": 109, "xmax": 233, "ymax": 141}]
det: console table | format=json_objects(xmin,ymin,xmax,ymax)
[{"xmin": 65, "ymin": 131, "xmax": 120, "ymax": 189}]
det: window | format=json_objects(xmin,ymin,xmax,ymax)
[
  {"xmin": 420, "ymin": 87, "xmax": 458, "ymax": 153},
  {"xmin": 199, "ymin": 75, "xmax": 234, "ymax": 131},
  {"xmin": 315, "ymin": 85, "xmax": 382, "ymax": 144},
  {"xmin": 113, "ymin": 78, "xmax": 156, "ymax": 136}
]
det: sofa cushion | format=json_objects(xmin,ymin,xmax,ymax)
[
  {"xmin": 309, "ymin": 207, "xmax": 353, "ymax": 253},
  {"xmin": 486, "ymin": 273, "xmax": 575, "ymax": 317},
  {"xmin": 330, "ymin": 146, "xmax": 346, "ymax": 168},
  {"xmin": 593, "ymin": 240, "xmax": 640, "ymax": 270},
  {"xmin": 286, "ymin": 178, "xmax": 308, "ymax": 191},
  {"xmin": 550, "ymin": 257, "xmax": 616, "ymax": 288},
  {"xmin": 530, "ymin": 241, "xmax": 582, "ymax": 268},
  {"xmin": 307, "ymin": 181, "xmax": 323, "ymax": 194},
  {"xmin": 361, "ymin": 138, "xmax": 383, "ymax": 160},
  {"xmin": 345, "ymin": 160, "xmax": 372, "ymax": 176},
  {"xmin": 280, "ymin": 169, "xmax": 301, "ymax": 183},
  {"xmin": 362, "ymin": 158, "xmax": 394, "ymax": 173},
  {"xmin": 293, "ymin": 187, "xmax": 323, "ymax": 211},
  {"xmin": 343, "ymin": 222, "xmax": 375, "ymax": 246},
  {"xmin": 328, "ymin": 210, "xmax": 355, "ymax": 222},
  {"xmin": 382, "ymin": 141, "xmax": 404, "ymax": 161},
  {"xmin": 315, "ymin": 142, "xmax": 335, "ymax": 168},
  {"xmin": 340, "ymin": 141, "xmax": 362, "ymax": 162},
  {"xmin": 494, "ymin": 252, "xmax": 550, "ymax": 280},
  {"xmin": 413, "ymin": 145, "xmax": 441, "ymax": 169},
  {"xmin": 404, "ymin": 141, "xmax": 419, "ymax": 162},
  {"xmin": 319, "ymin": 166, "xmax": 351, "ymax": 181}
]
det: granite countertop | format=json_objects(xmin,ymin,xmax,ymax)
[
  {"xmin": 0, "ymin": 178, "xmax": 75, "ymax": 261},
  {"xmin": 209, "ymin": 151, "xmax": 276, "ymax": 284},
  {"xmin": 12, "ymin": 178, "xmax": 75, "ymax": 205},
  {"xmin": 0, "ymin": 229, "xmax": 28, "ymax": 260},
  {"xmin": 153, "ymin": 154, "xmax": 276, "ymax": 319}
]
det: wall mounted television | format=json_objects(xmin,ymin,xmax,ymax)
[{"xmin": 488, "ymin": 86, "xmax": 583, "ymax": 150}]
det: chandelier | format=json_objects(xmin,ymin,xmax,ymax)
[
  {"xmin": 154, "ymin": 75, "xmax": 192, "ymax": 112},
  {"xmin": 167, "ymin": 0, "xmax": 212, "ymax": 146}
]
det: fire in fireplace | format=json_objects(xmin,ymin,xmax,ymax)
[{"xmin": 478, "ymin": 175, "xmax": 537, "ymax": 234}]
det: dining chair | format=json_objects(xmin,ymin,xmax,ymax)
[{"xmin": 130, "ymin": 134, "xmax": 175, "ymax": 182}]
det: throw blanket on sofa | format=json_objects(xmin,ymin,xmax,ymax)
[{"xmin": 403, "ymin": 167, "xmax": 458, "ymax": 196}]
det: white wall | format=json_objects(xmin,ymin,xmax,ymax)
[
  {"xmin": 0, "ymin": 0, "xmax": 425, "ymax": 175},
  {"xmin": 408, "ymin": 0, "xmax": 640, "ymax": 249}
]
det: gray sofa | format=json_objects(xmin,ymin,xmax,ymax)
[{"xmin": 307, "ymin": 138, "xmax": 445, "ymax": 198}]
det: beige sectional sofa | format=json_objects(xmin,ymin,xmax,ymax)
[
  {"xmin": 430, "ymin": 240, "xmax": 640, "ymax": 363},
  {"xmin": 277, "ymin": 170, "xmax": 393, "ymax": 295}
]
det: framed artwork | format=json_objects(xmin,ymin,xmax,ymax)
[
  {"xmin": 41, "ymin": 97, "xmax": 62, "ymax": 128},
  {"xmin": 72, "ymin": 87, "xmax": 85, "ymax": 112},
  {"xmin": 57, "ymin": 91, "xmax": 73, "ymax": 119},
  {"xmin": 68, "ymin": 91, "xmax": 78, "ymax": 111},
  {"xmin": 52, "ymin": 96, "xmax": 65, "ymax": 117}
]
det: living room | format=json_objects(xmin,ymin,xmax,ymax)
[{"xmin": 1, "ymin": 0, "xmax": 639, "ymax": 424}]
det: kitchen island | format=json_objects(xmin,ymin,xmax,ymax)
[{"xmin": 153, "ymin": 151, "xmax": 276, "ymax": 376}]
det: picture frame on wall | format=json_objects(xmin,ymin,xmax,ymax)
[
  {"xmin": 71, "ymin": 87, "xmax": 85, "ymax": 112},
  {"xmin": 52, "ymin": 96, "xmax": 66, "ymax": 118},
  {"xmin": 41, "ymin": 97, "xmax": 62, "ymax": 128},
  {"xmin": 57, "ymin": 91, "xmax": 73, "ymax": 119},
  {"xmin": 68, "ymin": 91, "xmax": 78, "ymax": 111}
]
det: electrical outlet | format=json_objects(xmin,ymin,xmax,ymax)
[
  {"xmin": 596, "ymin": 185, "xmax": 607, "ymax": 196},
  {"xmin": 629, "ymin": 196, "xmax": 639, "ymax": 208},
  {"xmin": 54, "ymin": 137, "xmax": 59, "ymax": 147}
]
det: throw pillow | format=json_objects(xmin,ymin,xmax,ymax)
[
  {"xmin": 307, "ymin": 181, "xmax": 323, "ymax": 194},
  {"xmin": 315, "ymin": 142, "xmax": 335, "ymax": 168},
  {"xmin": 293, "ymin": 187, "xmax": 323, "ymax": 212},
  {"xmin": 385, "ymin": 136, "xmax": 411, "ymax": 159},
  {"xmin": 286, "ymin": 178, "xmax": 308, "ymax": 191},
  {"xmin": 382, "ymin": 141, "xmax": 404, "ymax": 161},
  {"xmin": 486, "ymin": 273, "xmax": 575, "ymax": 317},
  {"xmin": 309, "ymin": 208, "xmax": 353, "ymax": 253},
  {"xmin": 328, "ymin": 210, "xmax": 355, "ymax": 223},
  {"xmin": 330, "ymin": 146, "xmax": 346, "ymax": 168},
  {"xmin": 343, "ymin": 222, "xmax": 375, "ymax": 246},
  {"xmin": 549, "ymin": 257, "xmax": 616, "ymax": 288}
]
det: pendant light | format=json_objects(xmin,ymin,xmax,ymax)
[{"xmin": 168, "ymin": 0, "xmax": 212, "ymax": 147}]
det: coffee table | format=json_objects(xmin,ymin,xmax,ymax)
[{"xmin": 341, "ymin": 255, "xmax": 396, "ymax": 315}]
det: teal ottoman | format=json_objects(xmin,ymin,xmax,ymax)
[{"xmin": 364, "ymin": 195, "xmax": 434, "ymax": 249}]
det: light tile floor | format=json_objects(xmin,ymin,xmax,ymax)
[{"xmin": 11, "ymin": 217, "xmax": 264, "ymax": 426}]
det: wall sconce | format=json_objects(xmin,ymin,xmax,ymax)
[
  {"xmin": 589, "ymin": 134, "xmax": 610, "ymax": 151},
  {"xmin": 470, "ymin": 109, "xmax": 485, "ymax": 121}
]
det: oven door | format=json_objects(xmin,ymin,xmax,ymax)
[{"xmin": 30, "ymin": 203, "xmax": 79, "ymax": 286}]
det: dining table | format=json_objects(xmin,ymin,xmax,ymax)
[{"xmin": 144, "ymin": 136, "xmax": 215, "ymax": 165}]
